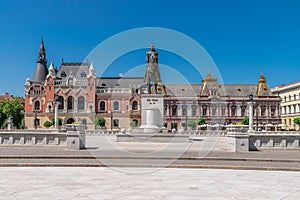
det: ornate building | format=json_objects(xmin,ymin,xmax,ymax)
[
  {"xmin": 164, "ymin": 73, "xmax": 281, "ymax": 130},
  {"xmin": 272, "ymin": 82, "xmax": 300, "ymax": 130},
  {"xmin": 24, "ymin": 40, "xmax": 281, "ymax": 130},
  {"xmin": 24, "ymin": 40, "xmax": 144, "ymax": 129}
]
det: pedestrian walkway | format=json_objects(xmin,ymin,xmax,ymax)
[{"xmin": 0, "ymin": 167, "xmax": 299, "ymax": 200}]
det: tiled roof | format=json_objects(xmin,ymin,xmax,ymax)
[
  {"xmin": 56, "ymin": 62, "xmax": 89, "ymax": 79},
  {"xmin": 222, "ymin": 84, "xmax": 258, "ymax": 97},
  {"xmin": 97, "ymin": 77, "xmax": 146, "ymax": 88}
]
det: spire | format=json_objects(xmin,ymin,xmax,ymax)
[
  {"xmin": 32, "ymin": 39, "xmax": 48, "ymax": 82},
  {"xmin": 88, "ymin": 62, "xmax": 96, "ymax": 78},
  {"xmin": 47, "ymin": 62, "xmax": 56, "ymax": 78},
  {"xmin": 257, "ymin": 73, "xmax": 270, "ymax": 96}
]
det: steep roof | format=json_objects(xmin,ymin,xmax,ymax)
[
  {"xmin": 222, "ymin": 84, "xmax": 258, "ymax": 97},
  {"xmin": 31, "ymin": 40, "xmax": 48, "ymax": 83},
  {"xmin": 56, "ymin": 62, "xmax": 89, "ymax": 79},
  {"xmin": 165, "ymin": 84, "xmax": 200, "ymax": 97},
  {"xmin": 97, "ymin": 77, "xmax": 145, "ymax": 88}
]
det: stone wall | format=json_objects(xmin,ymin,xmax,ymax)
[
  {"xmin": 249, "ymin": 132, "xmax": 300, "ymax": 150},
  {"xmin": 0, "ymin": 131, "xmax": 67, "ymax": 145}
]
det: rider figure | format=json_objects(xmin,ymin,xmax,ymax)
[{"xmin": 144, "ymin": 43, "xmax": 161, "ymax": 94}]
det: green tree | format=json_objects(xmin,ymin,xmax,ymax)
[
  {"xmin": 44, "ymin": 121, "xmax": 52, "ymax": 128},
  {"xmin": 0, "ymin": 99, "xmax": 24, "ymax": 129},
  {"xmin": 241, "ymin": 117, "xmax": 249, "ymax": 125},
  {"xmin": 294, "ymin": 118, "xmax": 300, "ymax": 130},
  {"xmin": 187, "ymin": 120, "xmax": 197, "ymax": 129},
  {"xmin": 198, "ymin": 117, "xmax": 206, "ymax": 125},
  {"xmin": 130, "ymin": 120, "xmax": 138, "ymax": 127},
  {"xmin": 95, "ymin": 118, "xmax": 106, "ymax": 127},
  {"xmin": 51, "ymin": 118, "xmax": 63, "ymax": 126}
]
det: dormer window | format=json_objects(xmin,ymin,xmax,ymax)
[
  {"xmin": 61, "ymin": 71, "xmax": 66, "ymax": 77},
  {"xmin": 101, "ymin": 83, "xmax": 107, "ymax": 87},
  {"xmin": 68, "ymin": 78, "xmax": 73, "ymax": 85},
  {"xmin": 81, "ymin": 72, "xmax": 87, "ymax": 77}
]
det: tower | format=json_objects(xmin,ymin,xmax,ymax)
[{"xmin": 32, "ymin": 38, "xmax": 48, "ymax": 83}]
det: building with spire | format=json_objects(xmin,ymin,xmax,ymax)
[{"xmin": 24, "ymin": 41, "xmax": 281, "ymax": 130}]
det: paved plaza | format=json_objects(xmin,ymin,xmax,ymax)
[{"xmin": 0, "ymin": 167, "xmax": 300, "ymax": 200}]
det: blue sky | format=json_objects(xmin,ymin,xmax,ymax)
[{"xmin": 0, "ymin": 0, "xmax": 299, "ymax": 97}]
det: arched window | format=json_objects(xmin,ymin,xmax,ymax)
[
  {"xmin": 132, "ymin": 101, "xmax": 138, "ymax": 111},
  {"xmin": 61, "ymin": 71, "xmax": 66, "ymax": 77},
  {"xmin": 113, "ymin": 101, "xmax": 120, "ymax": 111},
  {"xmin": 231, "ymin": 106, "xmax": 236, "ymax": 116},
  {"xmin": 99, "ymin": 101, "xmax": 106, "ymax": 112},
  {"xmin": 34, "ymin": 101, "xmax": 40, "ymax": 111},
  {"xmin": 58, "ymin": 96, "xmax": 64, "ymax": 109},
  {"xmin": 172, "ymin": 105, "xmax": 177, "ymax": 116},
  {"xmin": 78, "ymin": 96, "xmax": 85, "ymax": 110},
  {"xmin": 67, "ymin": 96, "xmax": 74, "ymax": 110}
]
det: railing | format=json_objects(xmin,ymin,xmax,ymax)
[
  {"xmin": 85, "ymin": 130, "xmax": 119, "ymax": 135},
  {"xmin": 0, "ymin": 131, "xmax": 67, "ymax": 145}
]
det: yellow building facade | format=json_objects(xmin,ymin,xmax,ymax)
[{"xmin": 272, "ymin": 82, "xmax": 300, "ymax": 130}]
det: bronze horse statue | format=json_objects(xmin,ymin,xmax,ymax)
[{"xmin": 144, "ymin": 43, "xmax": 161, "ymax": 94}]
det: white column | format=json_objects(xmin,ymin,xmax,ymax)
[
  {"xmin": 248, "ymin": 102, "xmax": 253, "ymax": 131},
  {"xmin": 54, "ymin": 102, "xmax": 59, "ymax": 129}
]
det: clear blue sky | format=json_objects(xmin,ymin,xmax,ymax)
[{"xmin": 0, "ymin": 0, "xmax": 299, "ymax": 97}]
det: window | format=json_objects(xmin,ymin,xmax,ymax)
[
  {"xmin": 271, "ymin": 107, "xmax": 275, "ymax": 117},
  {"xmin": 182, "ymin": 106, "xmax": 187, "ymax": 116},
  {"xmin": 294, "ymin": 94, "xmax": 297, "ymax": 101},
  {"xmin": 289, "ymin": 95, "xmax": 291, "ymax": 101},
  {"xmin": 99, "ymin": 101, "xmax": 106, "ymax": 112},
  {"xmin": 132, "ymin": 101, "xmax": 138, "ymax": 111},
  {"xmin": 284, "ymin": 96, "xmax": 287, "ymax": 102},
  {"xmin": 283, "ymin": 106, "xmax": 286, "ymax": 115},
  {"xmin": 164, "ymin": 105, "xmax": 168, "ymax": 115},
  {"xmin": 241, "ymin": 107, "xmax": 246, "ymax": 117},
  {"xmin": 113, "ymin": 119, "xmax": 119, "ymax": 127},
  {"xmin": 211, "ymin": 107, "xmax": 217, "ymax": 116},
  {"xmin": 221, "ymin": 107, "xmax": 226, "ymax": 116},
  {"xmin": 192, "ymin": 106, "xmax": 197, "ymax": 116},
  {"xmin": 172, "ymin": 105, "xmax": 177, "ymax": 116},
  {"xmin": 261, "ymin": 106, "xmax": 266, "ymax": 117},
  {"xmin": 78, "ymin": 96, "xmax": 85, "ymax": 110},
  {"xmin": 34, "ymin": 101, "xmax": 40, "ymax": 111},
  {"xmin": 67, "ymin": 96, "xmax": 74, "ymax": 110},
  {"xmin": 58, "ymin": 96, "xmax": 64, "ymax": 109},
  {"xmin": 81, "ymin": 72, "xmax": 86, "ymax": 77},
  {"xmin": 202, "ymin": 106, "xmax": 207, "ymax": 116},
  {"xmin": 61, "ymin": 71, "xmax": 66, "ymax": 77},
  {"xmin": 68, "ymin": 78, "xmax": 73, "ymax": 85},
  {"xmin": 82, "ymin": 119, "xmax": 87, "ymax": 125},
  {"xmin": 113, "ymin": 101, "xmax": 120, "ymax": 111},
  {"xmin": 231, "ymin": 106, "xmax": 236, "ymax": 116},
  {"xmin": 288, "ymin": 105, "xmax": 291, "ymax": 114},
  {"xmin": 293, "ymin": 105, "xmax": 296, "ymax": 114}
]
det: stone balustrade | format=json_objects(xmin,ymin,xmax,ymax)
[
  {"xmin": 249, "ymin": 132, "xmax": 300, "ymax": 150},
  {"xmin": 85, "ymin": 130, "xmax": 119, "ymax": 135},
  {"xmin": 0, "ymin": 131, "xmax": 67, "ymax": 145}
]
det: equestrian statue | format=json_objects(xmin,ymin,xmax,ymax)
[{"xmin": 144, "ymin": 43, "xmax": 166, "ymax": 95}]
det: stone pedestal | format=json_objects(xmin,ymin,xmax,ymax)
[
  {"xmin": 117, "ymin": 94, "xmax": 190, "ymax": 143},
  {"xmin": 141, "ymin": 94, "xmax": 164, "ymax": 128},
  {"xmin": 227, "ymin": 132, "xmax": 249, "ymax": 152},
  {"xmin": 66, "ymin": 130, "xmax": 86, "ymax": 150}
]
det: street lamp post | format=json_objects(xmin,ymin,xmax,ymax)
[
  {"xmin": 34, "ymin": 111, "xmax": 38, "ymax": 130},
  {"xmin": 54, "ymin": 95, "xmax": 60, "ymax": 129},
  {"xmin": 248, "ymin": 94, "xmax": 254, "ymax": 131},
  {"xmin": 110, "ymin": 112, "xmax": 113, "ymax": 130}
]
